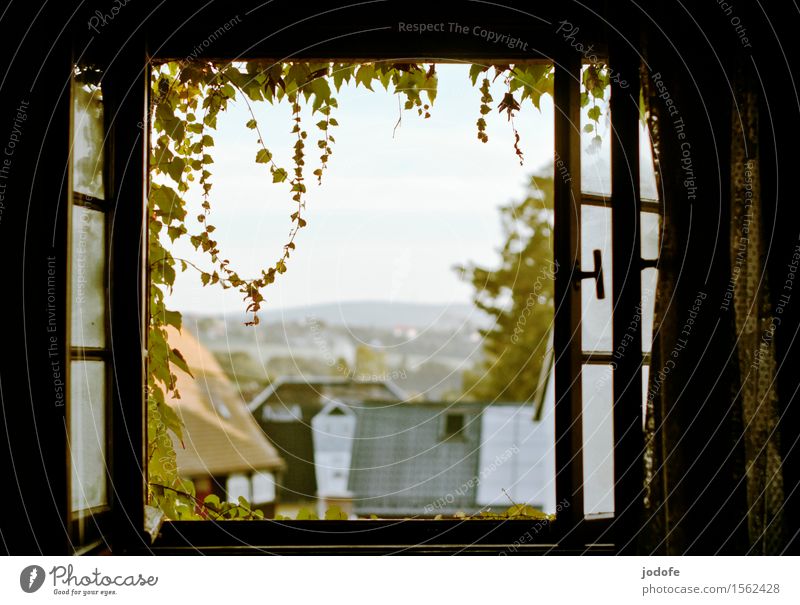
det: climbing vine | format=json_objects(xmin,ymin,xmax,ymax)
[{"xmin": 146, "ymin": 59, "xmax": 609, "ymax": 520}]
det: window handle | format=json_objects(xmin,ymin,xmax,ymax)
[{"xmin": 574, "ymin": 248, "xmax": 605, "ymax": 300}]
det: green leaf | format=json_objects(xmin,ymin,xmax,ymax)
[
  {"xmin": 308, "ymin": 78, "xmax": 331, "ymax": 113},
  {"xmin": 469, "ymin": 64, "xmax": 488, "ymax": 85},
  {"xmin": 166, "ymin": 157, "xmax": 186, "ymax": 183},
  {"xmin": 272, "ymin": 167, "xmax": 288, "ymax": 183},
  {"xmin": 163, "ymin": 309, "xmax": 182, "ymax": 330},
  {"xmin": 296, "ymin": 507, "xmax": 319, "ymax": 520},
  {"xmin": 255, "ymin": 149, "xmax": 272, "ymax": 164},
  {"xmin": 170, "ymin": 347, "xmax": 193, "ymax": 377},
  {"xmin": 587, "ymin": 106, "xmax": 601, "ymax": 121},
  {"xmin": 355, "ymin": 64, "xmax": 375, "ymax": 90},
  {"xmin": 331, "ymin": 64, "xmax": 354, "ymax": 91},
  {"xmin": 246, "ymin": 118, "xmax": 257, "ymax": 129},
  {"xmin": 324, "ymin": 505, "xmax": 348, "ymax": 520}
]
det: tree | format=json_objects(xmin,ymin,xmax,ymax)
[
  {"xmin": 457, "ymin": 173, "xmax": 555, "ymax": 402},
  {"xmin": 354, "ymin": 344, "xmax": 388, "ymax": 380}
]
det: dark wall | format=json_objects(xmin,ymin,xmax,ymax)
[{"xmin": 0, "ymin": 3, "xmax": 72, "ymax": 554}]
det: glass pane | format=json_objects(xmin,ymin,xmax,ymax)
[
  {"xmin": 580, "ymin": 66, "xmax": 611, "ymax": 196},
  {"xmin": 581, "ymin": 364, "xmax": 615, "ymax": 516},
  {"xmin": 641, "ymin": 211, "xmax": 660, "ymax": 259},
  {"xmin": 70, "ymin": 360, "xmax": 107, "ymax": 513},
  {"xmin": 72, "ymin": 76, "xmax": 105, "ymax": 199},
  {"xmin": 641, "ymin": 212, "xmax": 660, "ymax": 353},
  {"xmin": 581, "ymin": 205, "xmax": 613, "ymax": 352},
  {"xmin": 640, "ymin": 123, "xmax": 658, "ymax": 202},
  {"xmin": 642, "ymin": 268, "xmax": 658, "ymax": 354},
  {"xmin": 71, "ymin": 206, "xmax": 106, "ymax": 348}
]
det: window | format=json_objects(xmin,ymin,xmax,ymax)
[
  {"xmin": 576, "ymin": 66, "xmax": 662, "ymax": 518},
  {"xmin": 225, "ymin": 474, "xmax": 251, "ymax": 503},
  {"xmin": 67, "ymin": 66, "xmax": 111, "ymax": 549},
  {"xmin": 442, "ymin": 412, "xmax": 465, "ymax": 440},
  {"xmin": 66, "ymin": 9, "xmax": 648, "ymax": 553}
]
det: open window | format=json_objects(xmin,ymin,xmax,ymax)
[
  {"xmin": 61, "ymin": 4, "xmax": 651, "ymax": 554},
  {"xmin": 147, "ymin": 58, "xmax": 558, "ymax": 523},
  {"xmin": 67, "ymin": 65, "xmax": 112, "ymax": 551}
]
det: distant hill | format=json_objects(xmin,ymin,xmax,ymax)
[{"xmin": 255, "ymin": 300, "xmax": 487, "ymax": 330}]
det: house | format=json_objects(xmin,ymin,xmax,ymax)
[
  {"xmin": 246, "ymin": 357, "xmax": 557, "ymax": 519},
  {"xmin": 245, "ymin": 372, "xmax": 558, "ymax": 518},
  {"xmin": 347, "ymin": 399, "xmax": 555, "ymax": 518},
  {"xmin": 165, "ymin": 327, "xmax": 285, "ymax": 515},
  {"xmin": 348, "ymin": 337, "xmax": 556, "ymax": 518},
  {"xmin": 247, "ymin": 376, "xmax": 405, "ymax": 515}
]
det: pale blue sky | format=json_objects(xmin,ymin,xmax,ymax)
[{"xmin": 166, "ymin": 64, "xmax": 557, "ymax": 314}]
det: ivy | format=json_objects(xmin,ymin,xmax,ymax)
[
  {"xmin": 146, "ymin": 59, "xmax": 607, "ymax": 522},
  {"xmin": 581, "ymin": 62, "xmax": 610, "ymax": 152}
]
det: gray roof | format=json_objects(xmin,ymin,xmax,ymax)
[{"xmin": 247, "ymin": 375, "xmax": 407, "ymax": 413}]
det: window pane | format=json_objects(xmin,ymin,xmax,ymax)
[
  {"xmin": 71, "ymin": 206, "xmax": 106, "ymax": 348},
  {"xmin": 640, "ymin": 123, "xmax": 658, "ymax": 202},
  {"xmin": 641, "ymin": 212, "xmax": 660, "ymax": 353},
  {"xmin": 581, "ymin": 205, "xmax": 613, "ymax": 352},
  {"xmin": 580, "ymin": 66, "xmax": 611, "ymax": 197},
  {"xmin": 642, "ymin": 268, "xmax": 658, "ymax": 354},
  {"xmin": 70, "ymin": 360, "xmax": 107, "ymax": 512},
  {"xmin": 641, "ymin": 211, "xmax": 660, "ymax": 259},
  {"xmin": 72, "ymin": 76, "xmax": 105, "ymax": 199},
  {"xmin": 581, "ymin": 364, "xmax": 614, "ymax": 516}
]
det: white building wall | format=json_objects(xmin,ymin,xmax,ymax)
[{"xmin": 476, "ymin": 370, "xmax": 556, "ymax": 514}]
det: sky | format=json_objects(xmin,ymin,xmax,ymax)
[{"xmin": 164, "ymin": 64, "xmax": 557, "ymax": 315}]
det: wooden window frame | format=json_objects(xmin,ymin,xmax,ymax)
[
  {"xmin": 67, "ymin": 72, "xmax": 113, "ymax": 553},
  {"xmin": 69, "ymin": 2, "xmax": 644, "ymax": 554}
]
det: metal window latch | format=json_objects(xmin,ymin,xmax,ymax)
[
  {"xmin": 640, "ymin": 258, "xmax": 658, "ymax": 270},
  {"xmin": 574, "ymin": 248, "xmax": 605, "ymax": 300}
]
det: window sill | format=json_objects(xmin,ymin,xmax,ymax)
[{"xmin": 142, "ymin": 518, "xmax": 615, "ymax": 555}]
